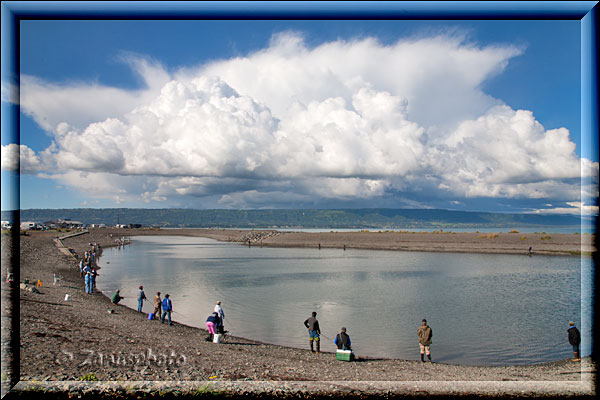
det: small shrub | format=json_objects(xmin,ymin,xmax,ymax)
[
  {"xmin": 541, "ymin": 235, "xmax": 552, "ymax": 241},
  {"xmin": 520, "ymin": 236, "xmax": 527, "ymax": 241},
  {"xmin": 509, "ymin": 230, "xmax": 519, "ymax": 233},
  {"xmin": 78, "ymin": 373, "xmax": 98, "ymax": 381}
]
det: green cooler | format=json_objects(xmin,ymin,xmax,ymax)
[{"xmin": 336, "ymin": 349, "xmax": 353, "ymax": 361}]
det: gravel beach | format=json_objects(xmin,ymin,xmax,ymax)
[{"xmin": 2, "ymin": 228, "xmax": 596, "ymax": 398}]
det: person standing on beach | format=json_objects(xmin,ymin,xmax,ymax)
[
  {"xmin": 137, "ymin": 285, "xmax": 147, "ymax": 313},
  {"xmin": 567, "ymin": 321, "xmax": 581, "ymax": 361},
  {"xmin": 161, "ymin": 294, "xmax": 173, "ymax": 325},
  {"xmin": 418, "ymin": 319, "xmax": 433, "ymax": 362},
  {"xmin": 153, "ymin": 292, "xmax": 162, "ymax": 320},
  {"xmin": 214, "ymin": 301, "xmax": 225, "ymax": 333},
  {"xmin": 304, "ymin": 311, "xmax": 321, "ymax": 353},
  {"xmin": 90, "ymin": 267, "xmax": 98, "ymax": 292},
  {"xmin": 84, "ymin": 271, "xmax": 92, "ymax": 294}
]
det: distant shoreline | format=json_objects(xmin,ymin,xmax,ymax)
[{"xmin": 109, "ymin": 227, "xmax": 595, "ymax": 257}]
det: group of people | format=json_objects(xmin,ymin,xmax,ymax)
[
  {"xmin": 303, "ymin": 311, "xmax": 431, "ymax": 362},
  {"xmin": 303, "ymin": 311, "xmax": 355, "ymax": 354},
  {"xmin": 304, "ymin": 312, "xmax": 581, "ymax": 363},
  {"xmin": 110, "ymin": 286, "xmax": 175, "ymax": 325},
  {"xmin": 206, "ymin": 301, "xmax": 226, "ymax": 341},
  {"xmin": 79, "ymin": 243, "xmax": 99, "ymax": 294}
]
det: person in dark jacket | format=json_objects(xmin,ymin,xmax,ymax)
[
  {"xmin": 304, "ymin": 311, "xmax": 321, "ymax": 353},
  {"xmin": 568, "ymin": 321, "xmax": 581, "ymax": 361},
  {"xmin": 334, "ymin": 327, "xmax": 352, "ymax": 350},
  {"xmin": 418, "ymin": 319, "xmax": 433, "ymax": 362}
]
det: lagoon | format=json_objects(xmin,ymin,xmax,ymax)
[{"xmin": 97, "ymin": 235, "xmax": 592, "ymax": 366}]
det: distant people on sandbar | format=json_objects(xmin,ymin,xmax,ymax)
[
  {"xmin": 214, "ymin": 301, "xmax": 225, "ymax": 334},
  {"xmin": 304, "ymin": 311, "xmax": 321, "ymax": 353},
  {"xmin": 334, "ymin": 327, "xmax": 352, "ymax": 351},
  {"xmin": 153, "ymin": 292, "xmax": 162, "ymax": 320},
  {"xmin": 161, "ymin": 294, "xmax": 173, "ymax": 325},
  {"xmin": 418, "ymin": 319, "xmax": 433, "ymax": 362},
  {"xmin": 111, "ymin": 289, "xmax": 123, "ymax": 304},
  {"xmin": 138, "ymin": 285, "xmax": 147, "ymax": 312},
  {"xmin": 567, "ymin": 321, "xmax": 581, "ymax": 362},
  {"xmin": 206, "ymin": 312, "xmax": 221, "ymax": 342}
]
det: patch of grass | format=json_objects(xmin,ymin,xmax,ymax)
[
  {"xmin": 520, "ymin": 236, "xmax": 527, "ymax": 241},
  {"xmin": 541, "ymin": 235, "xmax": 552, "ymax": 241},
  {"xmin": 77, "ymin": 373, "xmax": 98, "ymax": 381}
]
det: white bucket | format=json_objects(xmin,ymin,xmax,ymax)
[
  {"xmin": 213, "ymin": 334, "xmax": 222, "ymax": 343},
  {"xmin": 64, "ymin": 294, "xmax": 70, "ymax": 301}
]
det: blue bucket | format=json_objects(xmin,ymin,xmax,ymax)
[{"xmin": 148, "ymin": 312, "xmax": 154, "ymax": 320}]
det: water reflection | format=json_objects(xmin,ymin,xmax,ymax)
[{"xmin": 97, "ymin": 235, "xmax": 589, "ymax": 366}]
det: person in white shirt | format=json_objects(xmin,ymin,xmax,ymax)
[{"xmin": 214, "ymin": 301, "xmax": 225, "ymax": 333}]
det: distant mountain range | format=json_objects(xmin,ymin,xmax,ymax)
[{"xmin": 2, "ymin": 208, "xmax": 590, "ymax": 229}]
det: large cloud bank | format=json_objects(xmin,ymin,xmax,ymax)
[{"xmin": 3, "ymin": 33, "xmax": 598, "ymax": 213}]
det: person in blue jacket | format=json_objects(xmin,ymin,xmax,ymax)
[{"xmin": 161, "ymin": 294, "xmax": 173, "ymax": 325}]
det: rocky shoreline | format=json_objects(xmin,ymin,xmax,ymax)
[{"xmin": 2, "ymin": 228, "xmax": 596, "ymax": 398}]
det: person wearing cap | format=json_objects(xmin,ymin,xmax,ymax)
[
  {"xmin": 334, "ymin": 327, "xmax": 352, "ymax": 350},
  {"xmin": 304, "ymin": 311, "xmax": 321, "ymax": 353},
  {"xmin": 161, "ymin": 294, "xmax": 173, "ymax": 325},
  {"xmin": 214, "ymin": 301, "xmax": 225, "ymax": 334},
  {"xmin": 137, "ymin": 285, "xmax": 147, "ymax": 313},
  {"xmin": 567, "ymin": 321, "xmax": 581, "ymax": 362},
  {"xmin": 153, "ymin": 292, "xmax": 162, "ymax": 320},
  {"xmin": 418, "ymin": 319, "xmax": 433, "ymax": 362}
]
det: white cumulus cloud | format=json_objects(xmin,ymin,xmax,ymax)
[{"xmin": 4, "ymin": 31, "xmax": 597, "ymax": 213}]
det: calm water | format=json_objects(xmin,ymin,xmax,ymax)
[{"xmin": 97, "ymin": 236, "xmax": 592, "ymax": 366}]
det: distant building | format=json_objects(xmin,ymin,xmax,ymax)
[
  {"xmin": 91, "ymin": 223, "xmax": 106, "ymax": 228},
  {"xmin": 115, "ymin": 224, "xmax": 127, "ymax": 228},
  {"xmin": 57, "ymin": 219, "xmax": 85, "ymax": 229},
  {"xmin": 20, "ymin": 221, "xmax": 38, "ymax": 230}
]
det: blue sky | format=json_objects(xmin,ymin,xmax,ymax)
[{"xmin": 1, "ymin": 15, "xmax": 598, "ymax": 215}]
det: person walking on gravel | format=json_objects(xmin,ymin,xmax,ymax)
[
  {"xmin": 137, "ymin": 285, "xmax": 147, "ymax": 313},
  {"xmin": 418, "ymin": 319, "xmax": 433, "ymax": 362},
  {"xmin": 161, "ymin": 294, "xmax": 173, "ymax": 325},
  {"xmin": 153, "ymin": 292, "xmax": 162, "ymax": 320},
  {"xmin": 304, "ymin": 311, "xmax": 321, "ymax": 353},
  {"xmin": 567, "ymin": 321, "xmax": 581, "ymax": 362}
]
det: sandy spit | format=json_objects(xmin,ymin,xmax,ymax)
[{"xmin": 2, "ymin": 228, "xmax": 596, "ymax": 398}]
